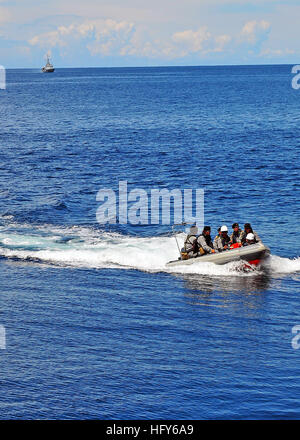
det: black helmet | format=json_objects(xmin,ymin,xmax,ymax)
[{"xmin": 232, "ymin": 223, "xmax": 239, "ymax": 228}]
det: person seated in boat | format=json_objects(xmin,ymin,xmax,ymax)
[
  {"xmin": 212, "ymin": 226, "xmax": 221, "ymax": 247},
  {"xmin": 197, "ymin": 226, "xmax": 215, "ymax": 255},
  {"xmin": 230, "ymin": 223, "xmax": 243, "ymax": 244},
  {"xmin": 182, "ymin": 225, "xmax": 199, "ymax": 258},
  {"xmin": 241, "ymin": 223, "xmax": 262, "ymax": 245},
  {"xmin": 213, "ymin": 225, "xmax": 230, "ymax": 252},
  {"xmin": 243, "ymin": 232, "xmax": 257, "ymax": 246},
  {"xmin": 215, "ymin": 226, "xmax": 221, "ymax": 239}
]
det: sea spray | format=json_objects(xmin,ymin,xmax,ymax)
[{"xmin": 0, "ymin": 223, "xmax": 299, "ymax": 276}]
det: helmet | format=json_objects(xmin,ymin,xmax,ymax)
[
  {"xmin": 246, "ymin": 233, "xmax": 255, "ymax": 240},
  {"xmin": 232, "ymin": 223, "xmax": 239, "ymax": 228},
  {"xmin": 221, "ymin": 225, "xmax": 228, "ymax": 232}
]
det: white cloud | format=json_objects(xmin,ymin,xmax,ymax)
[
  {"xmin": 240, "ymin": 20, "xmax": 271, "ymax": 45},
  {"xmin": 120, "ymin": 26, "xmax": 232, "ymax": 60},
  {"xmin": 260, "ymin": 47, "xmax": 296, "ymax": 57},
  {"xmin": 211, "ymin": 34, "xmax": 232, "ymax": 53},
  {"xmin": 29, "ymin": 18, "xmax": 135, "ymax": 56},
  {"xmin": 0, "ymin": 0, "xmax": 299, "ymax": 67},
  {"xmin": 119, "ymin": 30, "xmax": 160, "ymax": 58},
  {"xmin": 172, "ymin": 28, "xmax": 211, "ymax": 54},
  {"xmin": 27, "ymin": 15, "xmax": 273, "ymax": 63},
  {"xmin": 86, "ymin": 19, "xmax": 135, "ymax": 56}
]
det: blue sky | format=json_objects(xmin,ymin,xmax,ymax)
[{"xmin": 0, "ymin": 0, "xmax": 299, "ymax": 67}]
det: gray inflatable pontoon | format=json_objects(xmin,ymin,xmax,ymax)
[{"xmin": 166, "ymin": 242, "xmax": 270, "ymax": 267}]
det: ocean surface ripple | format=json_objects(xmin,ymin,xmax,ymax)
[{"xmin": 0, "ymin": 65, "xmax": 299, "ymax": 420}]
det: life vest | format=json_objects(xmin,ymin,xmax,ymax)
[
  {"xmin": 191, "ymin": 238, "xmax": 199, "ymax": 254},
  {"xmin": 200, "ymin": 233, "xmax": 213, "ymax": 247},
  {"xmin": 230, "ymin": 242, "xmax": 242, "ymax": 249},
  {"xmin": 198, "ymin": 234, "xmax": 213, "ymax": 255},
  {"xmin": 182, "ymin": 235, "xmax": 199, "ymax": 259},
  {"xmin": 241, "ymin": 228, "xmax": 253, "ymax": 244},
  {"xmin": 214, "ymin": 234, "xmax": 230, "ymax": 251},
  {"xmin": 183, "ymin": 234, "xmax": 200, "ymax": 257},
  {"xmin": 231, "ymin": 229, "xmax": 243, "ymax": 243}
]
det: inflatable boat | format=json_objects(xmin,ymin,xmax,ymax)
[{"xmin": 166, "ymin": 242, "xmax": 270, "ymax": 268}]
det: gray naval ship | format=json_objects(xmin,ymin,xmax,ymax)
[{"xmin": 42, "ymin": 55, "xmax": 55, "ymax": 73}]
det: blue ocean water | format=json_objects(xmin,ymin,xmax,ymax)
[{"xmin": 0, "ymin": 65, "xmax": 299, "ymax": 419}]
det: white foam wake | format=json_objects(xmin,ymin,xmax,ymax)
[
  {"xmin": 262, "ymin": 254, "xmax": 300, "ymax": 274},
  {"xmin": 0, "ymin": 224, "xmax": 299, "ymax": 277}
]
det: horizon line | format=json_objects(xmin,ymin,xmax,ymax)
[{"xmin": 6, "ymin": 62, "xmax": 297, "ymax": 70}]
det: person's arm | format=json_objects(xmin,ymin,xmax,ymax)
[
  {"xmin": 254, "ymin": 232, "xmax": 262, "ymax": 243},
  {"xmin": 223, "ymin": 236, "xmax": 231, "ymax": 250},
  {"xmin": 198, "ymin": 236, "xmax": 214, "ymax": 253},
  {"xmin": 238, "ymin": 231, "xmax": 243, "ymax": 243},
  {"xmin": 184, "ymin": 235, "xmax": 194, "ymax": 252},
  {"xmin": 213, "ymin": 236, "xmax": 221, "ymax": 252},
  {"xmin": 240, "ymin": 232, "xmax": 246, "ymax": 244}
]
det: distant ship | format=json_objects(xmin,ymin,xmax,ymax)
[{"xmin": 42, "ymin": 55, "xmax": 55, "ymax": 73}]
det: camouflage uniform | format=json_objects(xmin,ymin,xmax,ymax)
[
  {"xmin": 197, "ymin": 234, "xmax": 214, "ymax": 254},
  {"xmin": 240, "ymin": 230, "xmax": 262, "ymax": 244},
  {"xmin": 213, "ymin": 234, "xmax": 230, "ymax": 252},
  {"xmin": 183, "ymin": 234, "xmax": 198, "ymax": 257},
  {"xmin": 230, "ymin": 228, "xmax": 243, "ymax": 244}
]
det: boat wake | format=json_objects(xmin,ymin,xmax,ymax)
[{"xmin": 0, "ymin": 222, "xmax": 299, "ymax": 277}]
